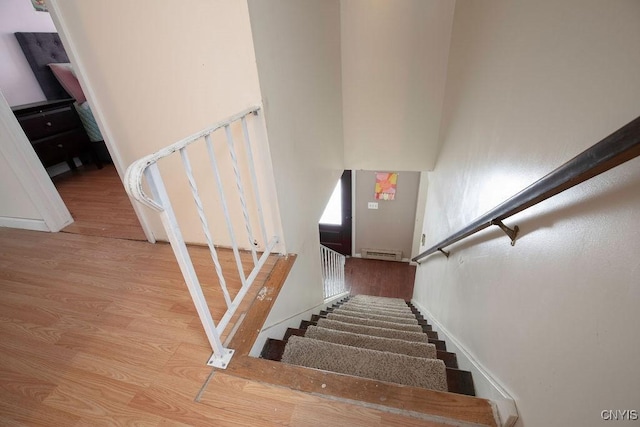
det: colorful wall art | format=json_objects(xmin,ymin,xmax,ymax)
[{"xmin": 374, "ymin": 172, "xmax": 398, "ymax": 200}]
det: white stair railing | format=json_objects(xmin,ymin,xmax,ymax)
[
  {"xmin": 124, "ymin": 106, "xmax": 279, "ymax": 369},
  {"xmin": 320, "ymin": 245, "xmax": 348, "ymax": 299}
]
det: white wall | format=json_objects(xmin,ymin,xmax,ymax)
[
  {"xmin": 354, "ymin": 170, "xmax": 419, "ymax": 260},
  {"xmin": 247, "ymin": 0, "xmax": 344, "ymax": 328},
  {"xmin": 414, "ymin": 1, "xmax": 640, "ymax": 426},
  {"xmin": 50, "ymin": 0, "xmax": 282, "ymax": 249},
  {"xmin": 341, "ymin": 0, "xmax": 455, "ymax": 171},
  {"xmin": 0, "ymin": 0, "xmax": 57, "ymax": 106}
]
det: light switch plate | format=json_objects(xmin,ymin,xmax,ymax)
[{"xmin": 368, "ymin": 202, "xmax": 378, "ymax": 209}]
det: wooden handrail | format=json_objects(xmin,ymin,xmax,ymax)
[{"xmin": 413, "ymin": 115, "xmax": 640, "ymax": 263}]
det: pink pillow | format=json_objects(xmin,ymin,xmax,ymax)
[{"xmin": 48, "ymin": 62, "xmax": 86, "ymax": 103}]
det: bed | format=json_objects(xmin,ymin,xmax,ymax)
[{"xmin": 14, "ymin": 31, "xmax": 109, "ymax": 160}]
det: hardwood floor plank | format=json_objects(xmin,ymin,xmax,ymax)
[
  {"xmin": 0, "ymin": 316, "xmax": 64, "ymax": 344},
  {"xmin": 44, "ymin": 384, "xmax": 160, "ymax": 427},
  {"xmin": 0, "ymin": 368, "xmax": 57, "ymax": 403},
  {"xmin": 345, "ymin": 257, "xmax": 416, "ymax": 300},
  {"xmin": 0, "ymin": 228, "xmax": 285, "ymax": 425},
  {"xmin": 195, "ymin": 373, "xmax": 296, "ymax": 425},
  {"xmin": 52, "ymin": 164, "xmax": 147, "ymax": 241},
  {"xmin": 160, "ymin": 343, "xmax": 213, "ymax": 385},
  {"xmin": 0, "ymin": 398, "xmax": 81, "ymax": 427},
  {"xmin": 129, "ymin": 384, "xmax": 277, "ymax": 427}
]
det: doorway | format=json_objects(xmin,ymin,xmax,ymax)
[
  {"xmin": 319, "ymin": 170, "xmax": 352, "ymax": 256},
  {"xmin": 0, "ymin": 1, "xmax": 149, "ymax": 241}
]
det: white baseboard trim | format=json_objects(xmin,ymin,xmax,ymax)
[
  {"xmin": 0, "ymin": 217, "xmax": 50, "ymax": 232},
  {"xmin": 411, "ymin": 299, "xmax": 519, "ymax": 427},
  {"xmin": 249, "ymin": 292, "xmax": 349, "ymax": 357}
]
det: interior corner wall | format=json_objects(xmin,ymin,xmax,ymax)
[
  {"xmin": 0, "ymin": 0, "xmax": 57, "ymax": 106},
  {"xmin": 247, "ymin": 0, "xmax": 344, "ymax": 327},
  {"xmin": 354, "ymin": 170, "xmax": 419, "ymax": 260},
  {"xmin": 341, "ymin": 0, "xmax": 455, "ymax": 171},
  {"xmin": 414, "ymin": 1, "xmax": 640, "ymax": 426}
]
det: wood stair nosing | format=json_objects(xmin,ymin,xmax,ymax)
[{"xmin": 260, "ymin": 338, "xmax": 471, "ymax": 394}]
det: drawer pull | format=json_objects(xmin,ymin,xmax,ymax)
[
  {"xmin": 46, "ymin": 122, "xmax": 52, "ymax": 127},
  {"xmin": 57, "ymin": 144, "xmax": 64, "ymax": 148}
]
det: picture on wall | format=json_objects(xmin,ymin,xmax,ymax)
[
  {"xmin": 31, "ymin": 0, "xmax": 47, "ymax": 12},
  {"xmin": 374, "ymin": 172, "xmax": 398, "ymax": 200}
]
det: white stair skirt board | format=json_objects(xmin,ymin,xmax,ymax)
[
  {"xmin": 249, "ymin": 291, "xmax": 350, "ymax": 357},
  {"xmin": 0, "ymin": 217, "xmax": 50, "ymax": 232},
  {"xmin": 411, "ymin": 299, "xmax": 519, "ymax": 427}
]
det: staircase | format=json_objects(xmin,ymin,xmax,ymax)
[{"xmin": 261, "ymin": 294, "xmax": 476, "ymax": 396}]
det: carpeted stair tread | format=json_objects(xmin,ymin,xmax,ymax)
[
  {"xmin": 349, "ymin": 295, "xmax": 408, "ymax": 307},
  {"xmin": 282, "ymin": 336, "xmax": 447, "ymax": 391},
  {"xmin": 331, "ymin": 308, "xmax": 419, "ymax": 325},
  {"xmin": 326, "ymin": 313, "xmax": 423, "ymax": 332},
  {"xmin": 306, "ymin": 325, "xmax": 437, "ymax": 359},
  {"xmin": 342, "ymin": 299, "xmax": 411, "ymax": 311},
  {"xmin": 337, "ymin": 304, "xmax": 417, "ymax": 319},
  {"xmin": 316, "ymin": 318, "xmax": 429, "ymax": 343},
  {"xmin": 341, "ymin": 303, "xmax": 411, "ymax": 312}
]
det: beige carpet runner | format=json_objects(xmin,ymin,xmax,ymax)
[{"xmin": 281, "ymin": 295, "xmax": 447, "ymax": 392}]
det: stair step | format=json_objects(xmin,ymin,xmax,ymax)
[
  {"xmin": 305, "ymin": 325, "xmax": 437, "ymax": 359},
  {"xmin": 349, "ymin": 295, "xmax": 409, "ymax": 306},
  {"xmin": 337, "ymin": 306, "xmax": 418, "ymax": 321},
  {"xmin": 314, "ymin": 319, "xmax": 429, "ymax": 343},
  {"xmin": 429, "ymin": 338, "xmax": 447, "ymax": 351},
  {"xmin": 325, "ymin": 313, "xmax": 424, "ymax": 332},
  {"xmin": 282, "ymin": 336, "xmax": 448, "ymax": 392},
  {"xmin": 340, "ymin": 302, "xmax": 415, "ymax": 316},
  {"xmin": 437, "ymin": 350, "xmax": 458, "ymax": 369},
  {"xmin": 282, "ymin": 296, "xmax": 473, "ymax": 398},
  {"xmin": 312, "ymin": 313, "xmax": 438, "ymax": 339},
  {"xmin": 261, "ymin": 337, "xmax": 460, "ymax": 370},
  {"xmin": 260, "ymin": 338, "xmax": 286, "ymax": 361},
  {"xmin": 331, "ymin": 308, "xmax": 420, "ymax": 325},
  {"xmin": 447, "ymin": 368, "xmax": 475, "ymax": 396},
  {"xmin": 283, "ymin": 327, "xmax": 306, "ymax": 341}
]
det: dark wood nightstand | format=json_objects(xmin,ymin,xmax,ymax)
[{"xmin": 12, "ymin": 98, "xmax": 102, "ymax": 170}]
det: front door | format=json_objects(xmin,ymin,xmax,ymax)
[{"xmin": 319, "ymin": 170, "xmax": 352, "ymax": 256}]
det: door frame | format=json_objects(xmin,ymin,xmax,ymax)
[
  {"xmin": 0, "ymin": 91, "xmax": 71, "ymax": 231},
  {"xmin": 319, "ymin": 170, "xmax": 352, "ymax": 256}
]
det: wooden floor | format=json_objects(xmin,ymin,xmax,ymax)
[
  {"xmin": 52, "ymin": 164, "xmax": 147, "ymax": 241},
  {"xmin": 346, "ymin": 257, "xmax": 416, "ymax": 300},
  {"xmin": 0, "ymin": 228, "xmax": 462, "ymax": 426}
]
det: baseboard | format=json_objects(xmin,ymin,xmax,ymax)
[
  {"xmin": 249, "ymin": 292, "xmax": 349, "ymax": 357},
  {"xmin": 0, "ymin": 217, "xmax": 49, "ymax": 232},
  {"xmin": 411, "ymin": 299, "xmax": 519, "ymax": 427}
]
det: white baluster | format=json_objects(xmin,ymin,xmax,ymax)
[{"xmin": 179, "ymin": 147, "xmax": 232, "ymax": 308}]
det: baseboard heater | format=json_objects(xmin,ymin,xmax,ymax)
[{"xmin": 361, "ymin": 248, "xmax": 403, "ymax": 262}]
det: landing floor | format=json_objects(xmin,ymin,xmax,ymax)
[{"xmin": 346, "ymin": 257, "xmax": 416, "ymax": 300}]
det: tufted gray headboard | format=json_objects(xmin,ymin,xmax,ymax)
[{"xmin": 14, "ymin": 32, "xmax": 70, "ymax": 100}]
